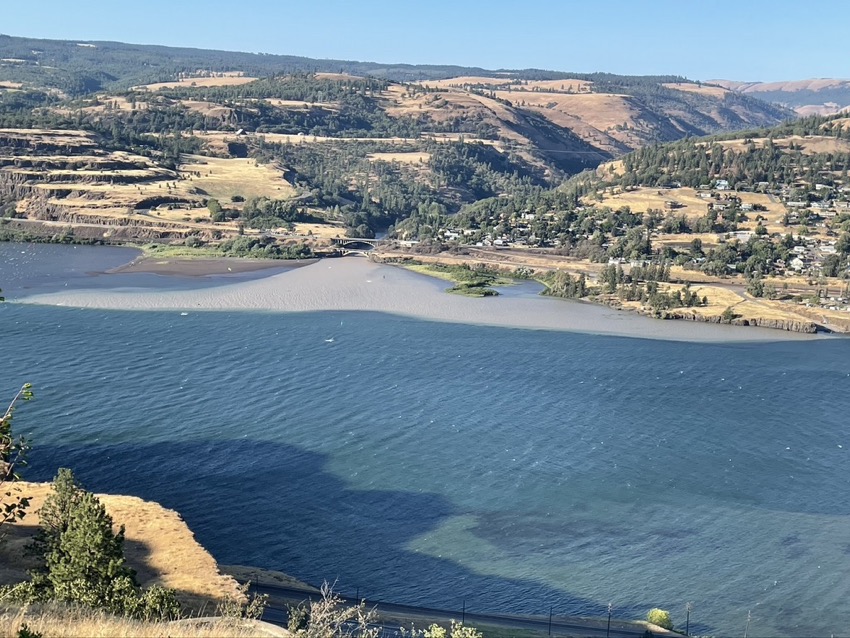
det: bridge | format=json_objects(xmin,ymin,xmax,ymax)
[{"xmin": 331, "ymin": 237, "xmax": 385, "ymax": 255}]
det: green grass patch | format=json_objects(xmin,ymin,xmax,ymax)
[
  {"xmin": 403, "ymin": 263, "xmax": 513, "ymax": 288},
  {"xmin": 141, "ymin": 243, "xmax": 227, "ymax": 258},
  {"xmin": 446, "ymin": 282, "xmax": 500, "ymax": 297}
]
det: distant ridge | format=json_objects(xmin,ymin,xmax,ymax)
[{"xmin": 710, "ymin": 78, "xmax": 850, "ymax": 115}]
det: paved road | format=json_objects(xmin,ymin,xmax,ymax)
[{"xmin": 247, "ymin": 581, "xmax": 669, "ymax": 638}]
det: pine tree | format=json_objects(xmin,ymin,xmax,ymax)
[
  {"xmin": 46, "ymin": 491, "xmax": 137, "ymax": 612},
  {"xmin": 28, "ymin": 468, "xmax": 83, "ymax": 560}
]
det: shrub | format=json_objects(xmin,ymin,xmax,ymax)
[{"xmin": 646, "ymin": 608, "xmax": 673, "ymax": 630}]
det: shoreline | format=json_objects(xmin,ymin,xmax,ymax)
[{"xmin": 15, "ymin": 255, "xmax": 825, "ymax": 343}]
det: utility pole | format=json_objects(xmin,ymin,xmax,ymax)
[
  {"xmin": 744, "ymin": 610, "xmax": 751, "ymax": 638},
  {"xmin": 685, "ymin": 602, "xmax": 692, "ymax": 636},
  {"xmin": 548, "ymin": 605, "xmax": 553, "ymax": 636},
  {"xmin": 607, "ymin": 602, "xmax": 613, "ymax": 638}
]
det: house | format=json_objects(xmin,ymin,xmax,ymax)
[
  {"xmin": 730, "ymin": 231, "xmax": 754, "ymax": 241},
  {"xmin": 789, "ymin": 256, "xmax": 806, "ymax": 271},
  {"xmin": 715, "ymin": 179, "xmax": 730, "ymax": 190}
]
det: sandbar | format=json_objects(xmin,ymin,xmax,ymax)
[
  {"xmin": 110, "ymin": 256, "xmax": 316, "ymax": 276},
  {"xmin": 19, "ymin": 257, "xmax": 822, "ymax": 342}
]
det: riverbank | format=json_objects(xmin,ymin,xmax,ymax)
[
  {"xmin": 16, "ymin": 253, "xmax": 821, "ymax": 342},
  {"xmin": 374, "ymin": 249, "xmax": 850, "ymax": 335}
]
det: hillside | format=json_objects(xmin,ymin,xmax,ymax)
[
  {"xmin": 711, "ymin": 78, "xmax": 850, "ymax": 116},
  {"xmin": 385, "ymin": 113, "xmax": 850, "ymax": 333},
  {"xmin": 0, "ymin": 482, "xmax": 242, "ymax": 612},
  {"xmin": 0, "ymin": 35, "xmax": 791, "ymax": 161},
  {"xmin": 0, "ymin": 35, "xmax": 794, "ymax": 243}
]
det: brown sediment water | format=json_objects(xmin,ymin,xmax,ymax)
[{"xmin": 21, "ymin": 257, "xmax": 821, "ymax": 342}]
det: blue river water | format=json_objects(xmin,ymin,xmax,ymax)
[{"xmin": 2, "ymin": 243, "xmax": 850, "ymax": 636}]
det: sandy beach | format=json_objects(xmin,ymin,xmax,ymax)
[{"xmin": 16, "ymin": 256, "xmax": 824, "ymax": 342}]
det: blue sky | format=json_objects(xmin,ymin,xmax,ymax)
[{"xmin": 2, "ymin": 0, "xmax": 847, "ymax": 81}]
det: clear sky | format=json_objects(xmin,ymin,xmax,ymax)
[{"xmin": 2, "ymin": 0, "xmax": 847, "ymax": 82}]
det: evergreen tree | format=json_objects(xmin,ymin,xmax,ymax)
[
  {"xmin": 45, "ymin": 491, "xmax": 137, "ymax": 612},
  {"xmin": 28, "ymin": 468, "xmax": 83, "ymax": 560}
]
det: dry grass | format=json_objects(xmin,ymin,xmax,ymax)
[
  {"xmin": 137, "ymin": 77, "xmax": 258, "ymax": 91},
  {"xmin": 314, "ymin": 72, "xmax": 363, "ymax": 81},
  {"xmin": 824, "ymin": 117, "xmax": 850, "ymax": 131},
  {"xmin": 589, "ymin": 186, "xmax": 711, "ymax": 217},
  {"xmin": 490, "ymin": 90, "xmax": 638, "ymax": 152},
  {"xmin": 662, "ymin": 82, "xmax": 730, "ymax": 98},
  {"xmin": 588, "ymin": 186, "xmax": 778, "ymax": 222},
  {"xmin": 0, "ymin": 606, "xmax": 291, "ymax": 637},
  {"xmin": 597, "ymin": 159, "xmax": 626, "ymax": 177},
  {"xmin": 653, "ymin": 231, "xmax": 723, "ymax": 249},
  {"xmin": 522, "ymin": 79, "xmax": 594, "ymax": 92},
  {"xmin": 179, "ymin": 154, "xmax": 297, "ymax": 201},
  {"xmin": 292, "ymin": 222, "xmax": 346, "ymax": 239},
  {"xmin": 420, "ymin": 76, "xmax": 514, "ymax": 89},
  {"xmin": 181, "ymin": 100, "xmax": 236, "ymax": 119},
  {"xmin": 419, "ymin": 77, "xmax": 594, "ymax": 93},
  {"xmin": 0, "ymin": 128, "xmax": 96, "ymax": 149},
  {"xmin": 714, "ymin": 135, "xmax": 850, "ymax": 156},
  {"xmin": 0, "ymin": 482, "xmax": 242, "ymax": 613},
  {"xmin": 52, "ymin": 96, "xmax": 151, "ymax": 116},
  {"xmin": 497, "ymin": 92, "xmax": 634, "ymax": 130},
  {"xmin": 259, "ymin": 98, "xmax": 339, "ymax": 110},
  {"xmin": 380, "ymin": 85, "xmax": 522, "ymax": 145}
]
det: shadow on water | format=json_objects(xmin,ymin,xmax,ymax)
[{"xmin": 27, "ymin": 439, "xmax": 704, "ymax": 631}]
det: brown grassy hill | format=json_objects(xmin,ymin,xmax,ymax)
[{"xmin": 409, "ymin": 77, "xmax": 789, "ymax": 158}]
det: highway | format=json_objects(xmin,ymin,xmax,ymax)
[{"xmin": 247, "ymin": 580, "xmax": 671, "ymax": 638}]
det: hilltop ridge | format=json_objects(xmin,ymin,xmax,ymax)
[{"xmin": 709, "ymin": 78, "xmax": 850, "ymax": 116}]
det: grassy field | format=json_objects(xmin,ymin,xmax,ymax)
[
  {"xmin": 662, "ymin": 82, "xmax": 731, "ymax": 98},
  {"xmin": 292, "ymin": 222, "xmax": 346, "ymax": 239},
  {"xmin": 137, "ymin": 76, "xmax": 258, "ymax": 91},
  {"xmin": 588, "ymin": 186, "xmax": 778, "ymax": 222},
  {"xmin": 419, "ymin": 77, "xmax": 594, "ymax": 93},
  {"xmin": 179, "ymin": 154, "xmax": 297, "ymax": 201}
]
